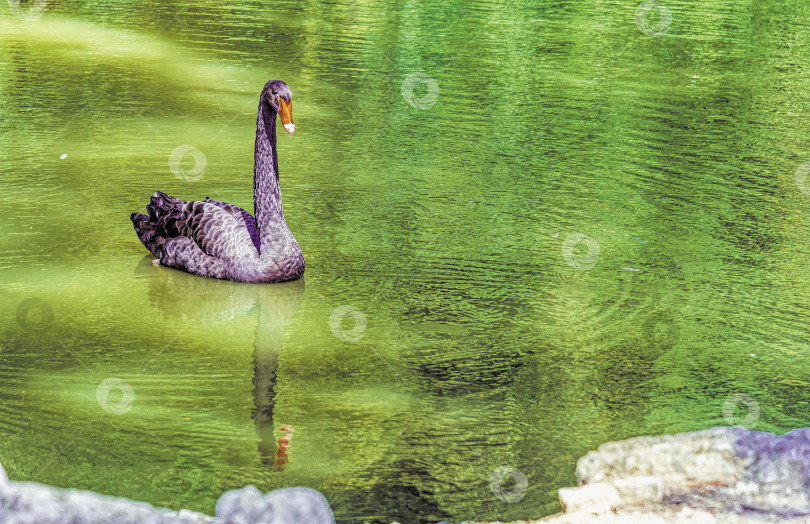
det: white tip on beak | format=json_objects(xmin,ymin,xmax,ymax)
[{"xmin": 284, "ymin": 123, "xmax": 295, "ymax": 134}]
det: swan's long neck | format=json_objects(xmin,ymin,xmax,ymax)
[{"xmin": 254, "ymin": 100, "xmax": 284, "ymax": 252}]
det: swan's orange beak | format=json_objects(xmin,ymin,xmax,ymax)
[{"xmin": 279, "ymin": 98, "xmax": 294, "ymax": 134}]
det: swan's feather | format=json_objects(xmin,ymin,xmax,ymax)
[
  {"xmin": 203, "ymin": 197, "xmax": 261, "ymax": 252},
  {"xmin": 131, "ymin": 191, "xmax": 259, "ymax": 280},
  {"xmin": 183, "ymin": 200, "xmax": 258, "ymax": 260}
]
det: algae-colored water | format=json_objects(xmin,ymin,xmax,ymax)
[{"xmin": 3, "ymin": 1, "xmax": 810, "ymax": 522}]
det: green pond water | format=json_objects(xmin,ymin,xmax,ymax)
[{"xmin": 3, "ymin": 0, "xmax": 810, "ymax": 522}]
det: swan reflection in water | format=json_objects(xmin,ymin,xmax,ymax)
[{"xmin": 136, "ymin": 256, "xmax": 304, "ymax": 469}]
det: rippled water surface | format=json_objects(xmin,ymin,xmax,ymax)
[{"xmin": 3, "ymin": 0, "xmax": 810, "ymax": 522}]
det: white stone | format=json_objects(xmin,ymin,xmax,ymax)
[
  {"xmin": 558, "ymin": 483, "xmax": 621, "ymax": 514},
  {"xmin": 576, "ymin": 428, "xmax": 745, "ymax": 490},
  {"xmin": 538, "ymin": 427, "xmax": 810, "ymax": 524},
  {"xmin": 612, "ymin": 476, "xmax": 663, "ymax": 504}
]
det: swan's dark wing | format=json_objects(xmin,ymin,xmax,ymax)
[
  {"xmin": 132, "ymin": 191, "xmax": 257, "ymax": 262},
  {"xmin": 183, "ymin": 200, "xmax": 258, "ymax": 259},
  {"xmin": 204, "ymin": 197, "xmax": 260, "ymax": 252}
]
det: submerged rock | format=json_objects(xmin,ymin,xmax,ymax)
[
  {"xmin": 540, "ymin": 427, "xmax": 810, "ymax": 523},
  {"xmin": 0, "ymin": 467, "xmax": 335, "ymax": 524}
]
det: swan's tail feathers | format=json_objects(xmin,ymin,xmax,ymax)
[
  {"xmin": 132, "ymin": 191, "xmax": 190, "ymax": 258},
  {"xmin": 146, "ymin": 191, "xmax": 184, "ymax": 221},
  {"xmin": 131, "ymin": 212, "xmax": 165, "ymax": 258},
  {"xmin": 142, "ymin": 191, "xmax": 190, "ymax": 238}
]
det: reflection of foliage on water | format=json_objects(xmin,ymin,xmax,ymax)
[{"xmin": 6, "ymin": 0, "xmax": 810, "ymax": 521}]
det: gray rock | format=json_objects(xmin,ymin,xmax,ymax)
[
  {"xmin": 215, "ymin": 486, "xmax": 334, "ymax": 524},
  {"xmin": 0, "ymin": 461, "xmax": 334, "ymax": 524},
  {"xmin": 0, "ymin": 480, "xmax": 212, "ymax": 523},
  {"xmin": 542, "ymin": 427, "xmax": 810, "ymax": 523}
]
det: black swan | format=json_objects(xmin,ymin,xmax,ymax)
[{"xmin": 131, "ymin": 79, "xmax": 304, "ymax": 283}]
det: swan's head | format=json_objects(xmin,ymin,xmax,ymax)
[{"xmin": 263, "ymin": 79, "xmax": 295, "ymax": 134}]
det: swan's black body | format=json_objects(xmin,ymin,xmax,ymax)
[{"xmin": 131, "ymin": 80, "xmax": 303, "ymax": 283}]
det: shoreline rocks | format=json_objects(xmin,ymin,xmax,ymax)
[
  {"xmin": 0, "ymin": 475, "xmax": 335, "ymax": 524},
  {"xmin": 4, "ymin": 427, "xmax": 810, "ymax": 523},
  {"xmin": 538, "ymin": 427, "xmax": 810, "ymax": 523}
]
